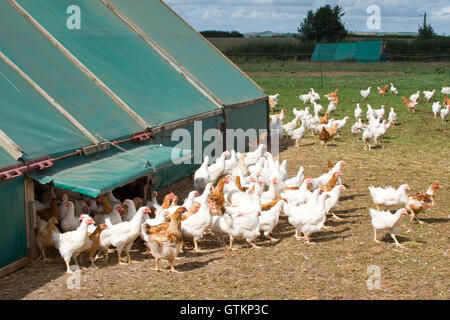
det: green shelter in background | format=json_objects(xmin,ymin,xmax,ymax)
[{"xmin": 311, "ymin": 41, "xmax": 387, "ymax": 62}]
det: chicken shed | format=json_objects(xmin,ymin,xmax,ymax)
[
  {"xmin": 0, "ymin": 0, "xmax": 268, "ymax": 276},
  {"xmin": 311, "ymin": 41, "xmax": 387, "ymax": 62}
]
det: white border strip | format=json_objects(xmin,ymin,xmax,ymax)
[
  {"xmin": 0, "ymin": 50, "xmax": 99, "ymax": 145},
  {"xmin": 8, "ymin": 0, "xmax": 150, "ymax": 130}
]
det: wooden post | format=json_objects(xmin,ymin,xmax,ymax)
[{"xmin": 24, "ymin": 177, "xmax": 38, "ymax": 261}]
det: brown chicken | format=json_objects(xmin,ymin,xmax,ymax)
[
  {"xmin": 406, "ymin": 182, "xmax": 441, "ymax": 224},
  {"xmin": 325, "ymin": 122, "xmax": 339, "ymax": 137},
  {"xmin": 402, "ymin": 96, "xmax": 417, "ymax": 113},
  {"xmin": 180, "ymin": 202, "xmax": 201, "ymax": 221},
  {"xmin": 326, "ymin": 89, "xmax": 338, "ymax": 101},
  {"xmin": 268, "ymin": 97, "xmax": 277, "ymax": 112},
  {"xmin": 36, "ymin": 217, "xmax": 59, "ymax": 261},
  {"xmin": 209, "ymin": 175, "xmax": 231, "ymax": 216},
  {"xmin": 37, "ymin": 199, "xmax": 61, "ymax": 221},
  {"xmin": 327, "ymin": 160, "xmax": 334, "ymax": 172},
  {"xmin": 144, "ymin": 206, "xmax": 186, "ymax": 273},
  {"xmin": 161, "ymin": 193, "xmax": 177, "ymax": 209},
  {"xmin": 319, "ymin": 171, "xmax": 343, "ymax": 192},
  {"xmin": 444, "ymin": 95, "xmax": 449, "ymax": 107},
  {"xmin": 378, "ymin": 84, "xmax": 389, "ymax": 96},
  {"xmin": 261, "ymin": 197, "xmax": 287, "ymax": 211},
  {"xmin": 320, "ymin": 112, "xmax": 329, "ymax": 124},
  {"xmin": 97, "ymin": 195, "xmax": 113, "ymax": 215},
  {"xmin": 83, "ymin": 224, "xmax": 108, "ymax": 267}
]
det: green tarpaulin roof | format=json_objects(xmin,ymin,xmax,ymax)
[
  {"xmin": 0, "ymin": 58, "xmax": 92, "ymax": 161},
  {"xmin": 0, "ymin": 148, "xmax": 17, "ymax": 168},
  {"xmin": 16, "ymin": 0, "xmax": 220, "ymax": 128},
  {"xmin": 28, "ymin": 144, "xmax": 192, "ymax": 198},
  {"xmin": 0, "ymin": 0, "xmax": 266, "ymax": 193},
  {"xmin": 107, "ymin": 0, "xmax": 265, "ymax": 105},
  {"xmin": 0, "ymin": 1, "xmax": 144, "ymax": 142}
]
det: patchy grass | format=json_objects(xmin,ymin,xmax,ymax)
[{"xmin": 0, "ymin": 62, "xmax": 448, "ymax": 300}]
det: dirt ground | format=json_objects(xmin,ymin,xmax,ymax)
[
  {"xmin": 246, "ymin": 71, "xmax": 403, "ymax": 77},
  {"xmin": 0, "ymin": 132, "xmax": 448, "ymax": 300}
]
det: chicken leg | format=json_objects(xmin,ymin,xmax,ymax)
[
  {"xmin": 265, "ymin": 234, "xmax": 279, "ymax": 243},
  {"xmin": 373, "ymin": 229, "xmax": 381, "ymax": 244},
  {"xmin": 64, "ymin": 257, "xmax": 74, "ymax": 274},
  {"xmin": 168, "ymin": 259, "xmax": 182, "ymax": 273},
  {"xmin": 390, "ymin": 234, "xmax": 404, "ymax": 248},
  {"xmin": 117, "ymin": 250, "xmax": 128, "ymax": 266},
  {"xmin": 154, "ymin": 258, "xmax": 161, "ymax": 272},
  {"xmin": 228, "ymin": 235, "xmax": 236, "ymax": 251},
  {"xmin": 304, "ymin": 233, "xmax": 315, "ymax": 245},
  {"xmin": 247, "ymin": 239, "xmax": 262, "ymax": 249},
  {"xmin": 193, "ymin": 239, "xmax": 205, "ymax": 253}
]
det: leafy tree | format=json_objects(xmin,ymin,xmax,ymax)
[
  {"xmin": 418, "ymin": 13, "xmax": 435, "ymax": 39},
  {"xmin": 298, "ymin": 5, "xmax": 348, "ymax": 42}
]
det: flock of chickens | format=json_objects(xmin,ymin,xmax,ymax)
[
  {"xmin": 267, "ymin": 85, "xmax": 449, "ymax": 150},
  {"xmin": 32, "ymin": 83, "xmax": 447, "ymax": 275},
  {"xmin": 34, "ymin": 140, "xmax": 442, "ymax": 274}
]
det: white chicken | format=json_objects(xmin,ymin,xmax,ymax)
[
  {"xmin": 122, "ymin": 199, "xmax": 138, "ymax": 222},
  {"xmin": 284, "ymin": 166, "xmax": 304, "ymax": 188},
  {"xmin": 299, "ymin": 92, "xmax": 311, "ymax": 104},
  {"xmin": 181, "ymin": 191, "xmax": 212, "ymax": 252},
  {"xmin": 104, "ymin": 203, "xmax": 123, "ymax": 227},
  {"xmin": 258, "ymin": 200, "xmax": 285, "ymax": 242},
  {"xmin": 441, "ymin": 87, "xmax": 450, "ymax": 95},
  {"xmin": 409, "ymin": 90, "xmax": 420, "ymax": 102},
  {"xmin": 441, "ymin": 105, "xmax": 449, "ymax": 122},
  {"xmin": 423, "ymin": 89, "xmax": 435, "ymax": 102},
  {"xmin": 194, "ymin": 156, "xmax": 211, "ymax": 192},
  {"xmin": 287, "ymin": 123, "xmax": 306, "ymax": 148},
  {"xmin": 351, "ymin": 118, "xmax": 366, "ymax": 139},
  {"xmin": 281, "ymin": 178, "xmax": 312, "ymax": 203},
  {"xmin": 370, "ymin": 208, "xmax": 408, "ymax": 248},
  {"xmin": 286, "ymin": 189, "xmax": 329, "ymax": 244},
  {"xmin": 362, "ymin": 126, "xmax": 375, "ymax": 150},
  {"xmin": 368, "ymin": 184, "xmax": 410, "ymax": 210},
  {"xmin": 52, "ymin": 214, "xmax": 94, "ymax": 274},
  {"xmin": 390, "ymin": 83, "xmax": 398, "ymax": 95},
  {"xmin": 360, "ymin": 87, "xmax": 371, "ymax": 99},
  {"xmin": 60, "ymin": 200, "xmax": 80, "ymax": 232},
  {"xmin": 208, "ymin": 151, "xmax": 230, "ymax": 184},
  {"xmin": 354, "ymin": 103, "xmax": 363, "ymax": 120},
  {"xmin": 222, "ymin": 190, "xmax": 261, "ymax": 250},
  {"xmin": 309, "ymin": 88, "xmax": 320, "ymax": 103},
  {"xmin": 224, "ymin": 150, "xmax": 238, "ymax": 174},
  {"xmin": 99, "ymin": 206, "xmax": 150, "ymax": 265},
  {"xmin": 388, "ymin": 107, "xmax": 397, "ymax": 123},
  {"xmin": 282, "ymin": 115, "xmax": 300, "ymax": 133},
  {"xmin": 311, "ymin": 161, "xmax": 345, "ymax": 189},
  {"xmin": 327, "ymin": 101, "xmax": 337, "ymax": 114},
  {"xmin": 240, "ymin": 144, "xmax": 266, "ymax": 167},
  {"xmin": 324, "ymin": 185, "xmax": 346, "ymax": 220},
  {"xmin": 373, "ymin": 105, "xmax": 385, "ymax": 118},
  {"xmin": 313, "ymin": 101, "xmax": 323, "ymax": 114},
  {"xmin": 431, "ymin": 102, "xmax": 441, "ymax": 118}
]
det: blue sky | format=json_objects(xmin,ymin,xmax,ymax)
[{"xmin": 165, "ymin": 0, "xmax": 450, "ymax": 35}]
